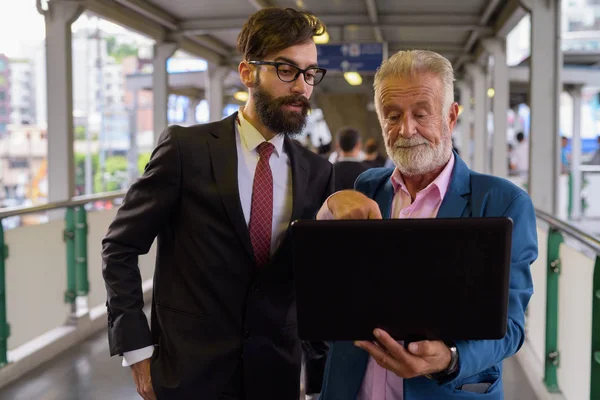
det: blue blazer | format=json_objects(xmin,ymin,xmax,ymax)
[{"xmin": 319, "ymin": 154, "xmax": 537, "ymax": 400}]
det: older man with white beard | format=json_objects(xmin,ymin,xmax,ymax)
[{"xmin": 314, "ymin": 50, "xmax": 537, "ymax": 400}]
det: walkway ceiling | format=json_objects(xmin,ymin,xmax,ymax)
[{"xmin": 84, "ymin": 0, "xmax": 528, "ymax": 96}]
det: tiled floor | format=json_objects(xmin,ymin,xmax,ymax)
[{"xmin": 0, "ymin": 330, "xmax": 538, "ymax": 400}]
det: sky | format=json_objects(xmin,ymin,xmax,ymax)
[
  {"xmin": 0, "ymin": 0, "xmax": 152, "ymax": 59},
  {"xmin": 0, "ymin": 0, "xmax": 45, "ymax": 58}
]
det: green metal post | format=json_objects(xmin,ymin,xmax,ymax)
[
  {"xmin": 567, "ymin": 173, "xmax": 573, "ymax": 219},
  {"xmin": 0, "ymin": 221, "xmax": 10, "ymax": 366},
  {"xmin": 64, "ymin": 208, "xmax": 76, "ymax": 305},
  {"xmin": 591, "ymin": 255, "xmax": 600, "ymax": 400},
  {"xmin": 74, "ymin": 206, "xmax": 89, "ymax": 296},
  {"xmin": 544, "ymin": 228, "xmax": 563, "ymax": 393}
]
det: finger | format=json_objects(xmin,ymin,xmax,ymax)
[
  {"xmin": 368, "ymin": 202, "xmax": 383, "ymax": 219},
  {"xmin": 372, "ymin": 329, "xmax": 404, "ymax": 354},
  {"xmin": 355, "ymin": 340, "xmax": 405, "ymax": 374},
  {"xmin": 408, "ymin": 340, "xmax": 440, "ymax": 357}
]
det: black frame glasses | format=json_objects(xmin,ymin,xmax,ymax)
[{"xmin": 248, "ymin": 61, "xmax": 327, "ymax": 86}]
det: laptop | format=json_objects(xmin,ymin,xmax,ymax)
[{"xmin": 290, "ymin": 218, "xmax": 513, "ymax": 342}]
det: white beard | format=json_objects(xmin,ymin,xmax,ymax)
[{"xmin": 385, "ymin": 125, "xmax": 453, "ymax": 176}]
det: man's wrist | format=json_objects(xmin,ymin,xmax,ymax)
[{"xmin": 426, "ymin": 342, "xmax": 459, "ymax": 381}]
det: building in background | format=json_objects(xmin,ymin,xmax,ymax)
[
  {"xmin": 9, "ymin": 59, "xmax": 36, "ymax": 125},
  {"xmin": 0, "ymin": 55, "xmax": 11, "ymax": 136}
]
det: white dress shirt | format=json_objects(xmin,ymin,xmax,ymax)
[{"xmin": 122, "ymin": 109, "xmax": 294, "ymax": 367}]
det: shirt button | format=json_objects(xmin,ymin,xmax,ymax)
[{"xmin": 243, "ymin": 330, "xmax": 251, "ymax": 340}]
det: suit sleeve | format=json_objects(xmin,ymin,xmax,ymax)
[
  {"xmin": 102, "ymin": 126, "xmax": 182, "ymax": 356},
  {"xmin": 303, "ymin": 162, "xmax": 335, "ymax": 394},
  {"xmin": 444, "ymin": 193, "xmax": 537, "ymax": 384}
]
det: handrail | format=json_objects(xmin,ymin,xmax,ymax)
[
  {"xmin": 0, "ymin": 190, "xmax": 127, "ymax": 220},
  {"xmin": 579, "ymin": 165, "xmax": 600, "ymax": 173},
  {"xmin": 535, "ymin": 208, "xmax": 600, "ymax": 254}
]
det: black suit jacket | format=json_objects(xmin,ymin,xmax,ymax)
[{"xmin": 102, "ymin": 113, "xmax": 334, "ymax": 400}]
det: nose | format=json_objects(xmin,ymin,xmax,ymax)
[
  {"xmin": 398, "ymin": 114, "xmax": 417, "ymax": 139},
  {"xmin": 291, "ymin": 74, "xmax": 308, "ymax": 96}
]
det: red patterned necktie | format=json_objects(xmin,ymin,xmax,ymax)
[{"xmin": 249, "ymin": 142, "xmax": 275, "ymax": 268}]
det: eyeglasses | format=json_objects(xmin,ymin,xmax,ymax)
[{"xmin": 248, "ymin": 61, "xmax": 327, "ymax": 86}]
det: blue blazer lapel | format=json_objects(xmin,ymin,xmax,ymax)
[
  {"xmin": 375, "ymin": 179, "xmax": 395, "ymax": 218},
  {"xmin": 436, "ymin": 153, "xmax": 471, "ymax": 219},
  {"xmin": 322, "ymin": 342, "xmax": 370, "ymax": 399}
]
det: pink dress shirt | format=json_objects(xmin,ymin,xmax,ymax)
[{"xmin": 356, "ymin": 154, "xmax": 455, "ymax": 400}]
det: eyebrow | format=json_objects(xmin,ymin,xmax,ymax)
[
  {"xmin": 274, "ymin": 56, "xmax": 319, "ymax": 69},
  {"xmin": 414, "ymin": 101, "xmax": 432, "ymax": 110}
]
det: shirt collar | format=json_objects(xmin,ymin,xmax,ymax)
[
  {"xmin": 237, "ymin": 108, "xmax": 285, "ymax": 157},
  {"xmin": 390, "ymin": 153, "xmax": 455, "ymax": 199}
]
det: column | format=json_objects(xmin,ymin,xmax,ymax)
[
  {"xmin": 185, "ymin": 97, "xmax": 200, "ymax": 126},
  {"xmin": 483, "ymin": 38, "xmax": 509, "ymax": 178},
  {"xmin": 465, "ymin": 63, "xmax": 486, "ymax": 173},
  {"xmin": 206, "ymin": 66, "xmax": 229, "ymax": 122},
  {"xmin": 152, "ymin": 42, "xmax": 177, "ymax": 144},
  {"xmin": 128, "ymin": 90, "xmax": 139, "ymax": 185},
  {"xmin": 568, "ymin": 85, "xmax": 583, "ymax": 220},
  {"xmin": 44, "ymin": 1, "xmax": 83, "ymax": 202},
  {"xmin": 456, "ymin": 81, "xmax": 472, "ymax": 168},
  {"xmin": 526, "ymin": 0, "xmax": 562, "ymax": 214}
]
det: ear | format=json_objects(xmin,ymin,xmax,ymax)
[
  {"xmin": 239, "ymin": 61, "xmax": 257, "ymax": 89},
  {"xmin": 447, "ymin": 102, "xmax": 459, "ymax": 132}
]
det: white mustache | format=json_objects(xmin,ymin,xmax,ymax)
[{"xmin": 393, "ymin": 137, "xmax": 428, "ymax": 148}]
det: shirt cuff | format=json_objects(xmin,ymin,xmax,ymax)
[
  {"xmin": 122, "ymin": 345, "xmax": 155, "ymax": 367},
  {"xmin": 316, "ymin": 192, "xmax": 338, "ymax": 220}
]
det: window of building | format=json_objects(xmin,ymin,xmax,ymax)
[
  {"xmin": 0, "ymin": 107, "xmax": 6, "ymax": 116},
  {"xmin": 9, "ymin": 159, "xmax": 29, "ymax": 169},
  {"xmin": 0, "ymin": 60, "xmax": 5, "ymax": 72},
  {"xmin": 0, "ymin": 91, "xmax": 4, "ymax": 101}
]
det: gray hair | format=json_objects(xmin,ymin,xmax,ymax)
[{"xmin": 373, "ymin": 50, "xmax": 455, "ymax": 116}]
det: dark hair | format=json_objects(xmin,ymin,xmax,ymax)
[
  {"xmin": 364, "ymin": 138, "xmax": 378, "ymax": 155},
  {"xmin": 237, "ymin": 8, "xmax": 326, "ymax": 61},
  {"xmin": 337, "ymin": 127, "xmax": 361, "ymax": 152},
  {"xmin": 516, "ymin": 132, "xmax": 525, "ymax": 142}
]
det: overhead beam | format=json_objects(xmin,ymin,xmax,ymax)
[
  {"xmin": 364, "ymin": 0, "xmax": 384, "ymax": 43},
  {"xmin": 178, "ymin": 37, "xmax": 225, "ymax": 65},
  {"xmin": 248, "ymin": 0, "xmax": 274, "ymax": 9},
  {"xmin": 177, "ymin": 34, "xmax": 233, "ymax": 57},
  {"xmin": 456, "ymin": 0, "xmax": 524, "ymax": 71},
  {"xmin": 112, "ymin": 0, "xmax": 177, "ymax": 30},
  {"xmin": 509, "ymin": 65, "xmax": 600, "ymax": 86},
  {"xmin": 494, "ymin": 0, "xmax": 527, "ymax": 37},
  {"xmin": 388, "ymin": 43, "xmax": 464, "ymax": 53},
  {"xmin": 84, "ymin": 0, "xmax": 166, "ymax": 41},
  {"xmin": 179, "ymin": 14, "xmax": 489, "ymax": 34},
  {"xmin": 480, "ymin": 0, "xmax": 504, "ymax": 25}
]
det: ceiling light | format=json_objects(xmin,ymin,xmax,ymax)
[
  {"xmin": 234, "ymin": 91, "xmax": 248, "ymax": 102},
  {"xmin": 343, "ymin": 72, "xmax": 362, "ymax": 86},
  {"xmin": 313, "ymin": 31, "xmax": 329, "ymax": 44},
  {"xmin": 458, "ymin": 105, "xmax": 464, "ymax": 116},
  {"xmin": 487, "ymin": 88, "xmax": 495, "ymax": 98}
]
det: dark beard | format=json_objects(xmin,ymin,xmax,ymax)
[{"xmin": 252, "ymin": 82, "xmax": 311, "ymax": 136}]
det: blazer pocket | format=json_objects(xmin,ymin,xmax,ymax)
[
  {"xmin": 156, "ymin": 302, "xmax": 206, "ymax": 320},
  {"xmin": 454, "ymin": 374, "xmax": 500, "ymax": 396}
]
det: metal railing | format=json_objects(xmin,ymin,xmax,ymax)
[
  {"xmin": 534, "ymin": 208, "xmax": 600, "ymax": 399},
  {"xmin": 0, "ymin": 190, "xmax": 126, "ymax": 367}
]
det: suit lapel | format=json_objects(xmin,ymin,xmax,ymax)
[
  {"xmin": 207, "ymin": 112, "xmax": 255, "ymax": 260},
  {"xmin": 374, "ymin": 179, "xmax": 395, "ymax": 219},
  {"xmin": 436, "ymin": 153, "xmax": 471, "ymax": 218},
  {"xmin": 285, "ymin": 136, "xmax": 309, "ymax": 223}
]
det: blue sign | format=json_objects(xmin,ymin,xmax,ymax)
[{"xmin": 316, "ymin": 43, "xmax": 384, "ymax": 72}]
